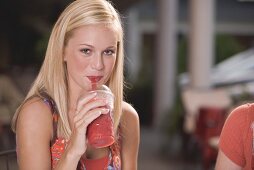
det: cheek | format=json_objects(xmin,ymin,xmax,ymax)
[
  {"xmin": 74, "ymin": 60, "xmax": 88, "ymax": 72},
  {"xmin": 66, "ymin": 55, "xmax": 89, "ymax": 75},
  {"xmin": 107, "ymin": 58, "xmax": 116, "ymax": 72},
  {"xmin": 105, "ymin": 59, "xmax": 116, "ymax": 75}
]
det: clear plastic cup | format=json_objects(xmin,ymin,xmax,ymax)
[{"xmin": 87, "ymin": 85, "xmax": 115, "ymax": 148}]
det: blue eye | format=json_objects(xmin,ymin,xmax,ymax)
[{"xmin": 80, "ymin": 48, "xmax": 91, "ymax": 55}]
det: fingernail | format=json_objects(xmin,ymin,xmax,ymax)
[
  {"xmin": 102, "ymin": 108, "xmax": 110, "ymax": 113},
  {"xmin": 91, "ymin": 92, "xmax": 97, "ymax": 96}
]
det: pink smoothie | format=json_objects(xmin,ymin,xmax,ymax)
[{"xmin": 86, "ymin": 77, "xmax": 115, "ymax": 148}]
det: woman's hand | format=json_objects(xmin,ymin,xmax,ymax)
[{"xmin": 66, "ymin": 92, "xmax": 109, "ymax": 159}]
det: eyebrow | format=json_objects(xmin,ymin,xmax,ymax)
[
  {"xmin": 78, "ymin": 43, "xmax": 93, "ymax": 47},
  {"xmin": 78, "ymin": 43, "xmax": 117, "ymax": 49}
]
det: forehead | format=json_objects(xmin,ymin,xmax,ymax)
[{"xmin": 67, "ymin": 24, "xmax": 119, "ymax": 46}]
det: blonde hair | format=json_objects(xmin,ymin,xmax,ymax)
[{"xmin": 12, "ymin": 0, "xmax": 124, "ymax": 139}]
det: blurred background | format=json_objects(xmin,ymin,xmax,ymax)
[{"xmin": 0, "ymin": 0, "xmax": 254, "ymax": 169}]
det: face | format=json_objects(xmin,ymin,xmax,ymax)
[{"xmin": 64, "ymin": 24, "xmax": 118, "ymax": 93}]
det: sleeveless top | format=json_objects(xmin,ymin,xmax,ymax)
[{"xmin": 40, "ymin": 92, "xmax": 121, "ymax": 170}]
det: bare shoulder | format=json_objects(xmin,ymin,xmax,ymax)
[
  {"xmin": 120, "ymin": 102, "xmax": 140, "ymax": 169},
  {"xmin": 121, "ymin": 101, "xmax": 139, "ymax": 125},
  {"xmin": 18, "ymin": 97, "xmax": 52, "ymax": 126},
  {"xmin": 16, "ymin": 96, "xmax": 53, "ymax": 141},
  {"xmin": 15, "ymin": 97, "xmax": 53, "ymax": 168},
  {"xmin": 120, "ymin": 101, "xmax": 140, "ymax": 138}
]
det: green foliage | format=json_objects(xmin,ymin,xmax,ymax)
[
  {"xmin": 215, "ymin": 34, "xmax": 246, "ymax": 64},
  {"xmin": 177, "ymin": 35, "xmax": 188, "ymax": 74},
  {"xmin": 160, "ymin": 86, "xmax": 184, "ymax": 136}
]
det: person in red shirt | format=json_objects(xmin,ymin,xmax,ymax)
[
  {"xmin": 215, "ymin": 103, "xmax": 254, "ymax": 170},
  {"xmin": 11, "ymin": 0, "xmax": 140, "ymax": 169}
]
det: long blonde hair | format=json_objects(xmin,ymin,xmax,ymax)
[{"xmin": 12, "ymin": 0, "xmax": 124, "ymax": 139}]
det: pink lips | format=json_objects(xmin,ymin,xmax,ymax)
[
  {"xmin": 87, "ymin": 76, "xmax": 103, "ymax": 83},
  {"xmin": 87, "ymin": 76, "xmax": 103, "ymax": 90}
]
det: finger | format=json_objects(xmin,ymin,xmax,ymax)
[
  {"xmin": 75, "ymin": 99, "xmax": 107, "ymax": 121},
  {"xmin": 76, "ymin": 92, "xmax": 97, "ymax": 113},
  {"xmin": 81, "ymin": 99, "xmax": 107, "ymax": 112},
  {"xmin": 74, "ymin": 107, "xmax": 109, "ymax": 125},
  {"xmin": 74, "ymin": 108, "xmax": 109, "ymax": 128},
  {"xmin": 79, "ymin": 110, "xmax": 106, "ymax": 129},
  {"xmin": 75, "ymin": 108, "xmax": 109, "ymax": 130}
]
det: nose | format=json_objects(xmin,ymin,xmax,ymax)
[{"xmin": 91, "ymin": 53, "xmax": 104, "ymax": 70}]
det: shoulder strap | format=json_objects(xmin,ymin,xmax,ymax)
[
  {"xmin": 39, "ymin": 91, "xmax": 59, "ymax": 143},
  {"xmin": 108, "ymin": 126, "xmax": 122, "ymax": 169},
  {"xmin": 109, "ymin": 143, "xmax": 121, "ymax": 169}
]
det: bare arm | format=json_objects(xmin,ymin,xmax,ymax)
[
  {"xmin": 16, "ymin": 98, "xmax": 83, "ymax": 170},
  {"xmin": 16, "ymin": 98, "xmax": 53, "ymax": 170},
  {"xmin": 215, "ymin": 150, "xmax": 242, "ymax": 170},
  {"xmin": 120, "ymin": 102, "xmax": 140, "ymax": 170}
]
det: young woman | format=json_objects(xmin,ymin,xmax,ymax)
[{"xmin": 11, "ymin": 0, "xmax": 140, "ymax": 169}]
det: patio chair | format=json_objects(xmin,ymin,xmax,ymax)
[
  {"xmin": 181, "ymin": 87, "xmax": 232, "ymax": 170},
  {"xmin": 181, "ymin": 87, "xmax": 232, "ymax": 134},
  {"xmin": 0, "ymin": 149, "xmax": 17, "ymax": 170},
  {"xmin": 195, "ymin": 106, "xmax": 227, "ymax": 170}
]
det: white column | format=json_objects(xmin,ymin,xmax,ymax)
[
  {"xmin": 189, "ymin": 0, "xmax": 215, "ymax": 89},
  {"xmin": 125, "ymin": 8, "xmax": 142, "ymax": 82},
  {"xmin": 154, "ymin": 0, "xmax": 178, "ymax": 127}
]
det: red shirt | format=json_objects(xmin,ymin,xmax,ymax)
[{"xmin": 219, "ymin": 103, "xmax": 254, "ymax": 169}]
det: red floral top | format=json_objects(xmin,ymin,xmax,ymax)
[
  {"xmin": 50, "ymin": 137, "xmax": 121, "ymax": 169},
  {"xmin": 41, "ymin": 93, "xmax": 121, "ymax": 170}
]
